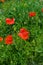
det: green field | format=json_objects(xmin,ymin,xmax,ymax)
[{"xmin": 0, "ymin": 0, "xmax": 43, "ymax": 65}]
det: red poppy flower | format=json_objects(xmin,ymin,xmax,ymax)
[
  {"xmin": 29, "ymin": 12, "xmax": 36, "ymax": 17},
  {"xmin": 42, "ymin": 8, "xmax": 43, "ymax": 12},
  {"xmin": 18, "ymin": 28, "xmax": 30, "ymax": 40},
  {"xmin": 5, "ymin": 35, "xmax": 13, "ymax": 44},
  {"xmin": 0, "ymin": 0, "xmax": 5, "ymax": 2},
  {"xmin": 0, "ymin": 37, "xmax": 3, "ymax": 42},
  {"xmin": 6, "ymin": 18, "xmax": 15, "ymax": 25}
]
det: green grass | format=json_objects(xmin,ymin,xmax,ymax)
[{"xmin": 0, "ymin": 0, "xmax": 43, "ymax": 65}]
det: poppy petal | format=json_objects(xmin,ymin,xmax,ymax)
[{"xmin": 5, "ymin": 35, "xmax": 13, "ymax": 44}]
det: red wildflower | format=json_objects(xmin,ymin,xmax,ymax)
[
  {"xmin": 6, "ymin": 18, "xmax": 15, "ymax": 25},
  {"xmin": 42, "ymin": 8, "xmax": 43, "ymax": 12},
  {"xmin": 18, "ymin": 28, "xmax": 30, "ymax": 40},
  {"xmin": 0, "ymin": 37, "xmax": 3, "ymax": 42},
  {"xmin": 29, "ymin": 12, "xmax": 36, "ymax": 17},
  {"xmin": 5, "ymin": 35, "xmax": 13, "ymax": 44},
  {"xmin": 0, "ymin": 0, "xmax": 5, "ymax": 2}
]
